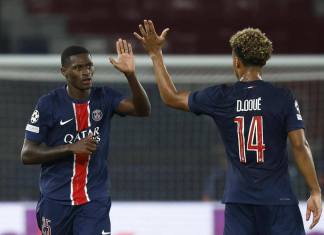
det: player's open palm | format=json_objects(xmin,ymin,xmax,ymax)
[
  {"xmin": 69, "ymin": 134, "xmax": 97, "ymax": 155},
  {"xmin": 134, "ymin": 20, "xmax": 170, "ymax": 56},
  {"xmin": 306, "ymin": 192, "xmax": 322, "ymax": 229},
  {"xmin": 109, "ymin": 39, "xmax": 135, "ymax": 75}
]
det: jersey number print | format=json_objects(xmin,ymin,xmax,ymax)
[{"xmin": 234, "ymin": 116, "xmax": 266, "ymax": 163}]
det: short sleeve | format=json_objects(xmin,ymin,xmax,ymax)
[
  {"xmin": 285, "ymin": 91, "xmax": 305, "ymax": 132},
  {"xmin": 104, "ymin": 87, "xmax": 126, "ymax": 115},
  {"xmin": 25, "ymin": 96, "xmax": 53, "ymax": 143},
  {"xmin": 188, "ymin": 85, "xmax": 224, "ymax": 116}
]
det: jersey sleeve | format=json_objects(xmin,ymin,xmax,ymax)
[
  {"xmin": 285, "ymin": 90, "xmax": 305, "ymax": 132},
  {"xmin": 104, "ymin": 87, "xmax": 127, "ymax": 115},
  {"xmin": 25, "ymin": 96, "xmax": 53, "ymax": 143},
  {"xmin": 188, "ymin": 85, "xmax": 224, "ymax": 116}
]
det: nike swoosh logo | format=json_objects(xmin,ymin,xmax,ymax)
[
  {"xmin": 101, "ymin": 231, "xmax": 110, "ymax": 235},
  {"xmin": 60, "ymin": 118, "xmax": 74, "ymax": 126}
]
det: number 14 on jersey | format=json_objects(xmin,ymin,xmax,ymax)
[{"xmin": 234, "ymin": 116, "xmax": 266, "ymax": 163}]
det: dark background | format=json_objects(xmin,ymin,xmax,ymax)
[{"xmin": 0, "ymin": 0, "xmax": 323, "ymax": 54}]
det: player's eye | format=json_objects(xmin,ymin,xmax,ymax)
[
  {"xmin": 73, "ymin": 65, "xmax": 82, "ymax": 71},
  {"xmin": 87, "ymin": 64, "xmax": 94, "ymax": 70}
]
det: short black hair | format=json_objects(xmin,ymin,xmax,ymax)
[{"xmin": 61, "ymin": 45, "xmax": 90, "ymax": 66}]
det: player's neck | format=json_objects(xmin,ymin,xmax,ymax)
[
  {"xmin": 239, "ymin": 70, "xmax": 262, "ymax": 82},
  {"xmin": 66, "ymin": 85, "xmax": 90, "ymax": 100}
]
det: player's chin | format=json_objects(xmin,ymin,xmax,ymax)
[{"xmin": 81, "ymin": 80, "xmax": 92, "ymax": 89}]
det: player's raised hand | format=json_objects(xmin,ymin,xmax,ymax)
[
  {"xmin": 68, "ymin": 133, "xmax": 97, "ymax": 155},
  {"xmin": 109, "ymin": 38, "xmax": 135, "ymax": 76},
  {"xmin": 133, "ymin": 20, "xmax": 170, "ymax": 56},
  {"xmin": 306, "ymin": 191, "xmax": 322, "ymax": 229}
]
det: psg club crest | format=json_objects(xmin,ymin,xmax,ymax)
[
  {"xmin": 92, "ymin": 109, "xmax": 103, "ymax": 122},
  {"xmin": 30, "ymin": 110, "xmax": 39, "ymax": 124}
]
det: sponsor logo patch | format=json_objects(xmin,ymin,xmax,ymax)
[
  {"xmin": 60, "ymin": 118, "xmax": 74, "ymax": 126},
  {"xmin": 26, "ymin": 124, "xmax": 40, "ymax": 133}
]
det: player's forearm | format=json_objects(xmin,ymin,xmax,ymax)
[
  {"xmin": 292, "ymin": 142, "xmax": 321, "ymax": 194},
  {"xmin": 124, "ymin": 72, "xmax": 151, "ymax": 116},
  {"xmin": 150, "ymin": 51, "xmax": 180, "ymax": 106},
  {"xmin": 21, "ymin": 140, "xmax": 72, "ymax": 165}
]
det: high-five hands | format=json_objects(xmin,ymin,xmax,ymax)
[
  {"xmin": 133, "ymin": 20, "xmax": 170, "ymax": 56},
  {"xmin": 109, "ymin": 38, "xmax": 135, "ymax": 76}
]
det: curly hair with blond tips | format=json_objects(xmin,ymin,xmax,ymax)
[{"xmin": 229, "ymin": 28, "xmax": 273, "ymax": 67}]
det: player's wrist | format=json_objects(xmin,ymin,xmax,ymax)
[
  {"xmin": 149, "ymin": 49, "xmax": 162, "ymax": 58},
  {"xmin": 310, "ymin": 188, "xmax": 322, "ymax": 195},
  {"xmin": 64, "ymin": 143, "xmax": 75, "ymax": 154},
  {"xmin": 124, "ymin": 71, "xmax": 136, "ymax": 79}
]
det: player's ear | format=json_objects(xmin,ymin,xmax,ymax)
[
  {"xmin": 234, "ymin": 56, "xmax": 240, "ymax": 69},
  {"xmin": 61, "ymin": 67, "xmax": 67, "ymax": 77},
  {"xmin": 232, "ymin": 51, "xmax": 240, "ymax": 69}
]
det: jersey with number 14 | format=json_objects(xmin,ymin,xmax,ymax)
[{"xmin": 189, "ymin": 80, "xmax": 304, "ymax": 205}]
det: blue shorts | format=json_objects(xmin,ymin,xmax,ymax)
[
  {"xmin": 224, "ymin": 203, "xmax": 305, "ymax": 235},
  {"xmin": 36, "ymin": 196, "xmax": 111, "ymax": 235}
]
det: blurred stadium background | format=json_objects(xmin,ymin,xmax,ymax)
[{"xmin": 0, "ymin": 0, "xmax": 323, "ymax": 234}]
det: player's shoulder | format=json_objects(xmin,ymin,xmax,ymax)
[
  {"xmin": 201, "ymin": 83, "xmax": 230, "ymax": 98},
  {"xmin": 263, "ymin": 81, "xmax": 293, "ymax": 99},
  {"xmin": 91, "ymin": 86, "xmax": 123, "ymax": 99},
  {"xmin": 37, "ymin": 87, "xmax": 64, "ymax": 105},
  {"xmin": 90, "ymin": 86, "xmax": 113, "ymax": 94}
]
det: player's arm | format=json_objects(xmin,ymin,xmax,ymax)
[
  {"xmin": 134, "ymin": 20, "xmax": 190, "ymax": 111},
  {"xmin": 21, "ymin": 135, "xmax": 97, "ymax": 165},
  {"xmin": 109, "ymin": 38, "xmax": 151, "ymax": 116},
  {"xmin": 288, "ymin": 129, "xmax": 322, "ymax": 229}
]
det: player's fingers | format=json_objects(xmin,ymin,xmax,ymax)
[
  {"xmin": 161, "ymin": 28, "xmax": 170, "ymax": 39},
  {"xmin": 310, "ymin": 219, "xmax": 318, "ymax": 229},
  {"xmin": 86, "ymin": 133, "xmax": 93, "ymax": 139},
  {"xmin": 88, "ymin": 144, "xmax": 97, "ymax": 151},
  {"xmin": 310, "ymin": 210, "xmax": 321, "ymax": 229},
  {"xmin": 86, "ymin": 141, "xmax": 97, "ymax": 150},
  {"xmin": 116, "ymin": 40, "xmax": 121, "ymax": 55},
  {"xmin": 84, "ymin": 140, "xmax": 97, "ymax": 148},
  {"xmin": 139, "ymin": 24, "xmax": 147, "ymax": 37},
  {"xmin": 128, "ymin": 43, "xmax": 133, "ymax": 55},
  {"xmin": 123, "ymin": 40, "xmax": 128, "ymax": 53},
  {"xmin": 89, "ymin": 137, "xmax": 97, "ymax": 144},
  {"xmin": 148, "ymin": 20, "xmax": 157, "ymax": 35},
  {"xmin": 118, "ymin": 38, "xmax": 125, "ymax": 53},
  {"xmin": 306, "ymin": 207, "xmax": 311, "ymax": 221},
  {"xmin": 133, "ymin": 32, "xmax": 144, "ymax": 41},
  {"xmin": 144, "ymin": 19, "xmax": 150, "ymax": 34},
  {"xmin": 116, "ymin": 39, "xmax": 122, "ymax": 54}
]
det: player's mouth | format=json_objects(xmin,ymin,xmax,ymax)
[{"xmin": 82, "ymin": 78, "xmax": 92, "ymax": 85}]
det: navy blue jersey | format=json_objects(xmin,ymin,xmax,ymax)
[
  {"xmin": 189, "ymin": 80, "xmax": 304, "ymax": 205},
  {"xmin": 25, "ymin": 86, "xmax": 125, "ymax": 205}
]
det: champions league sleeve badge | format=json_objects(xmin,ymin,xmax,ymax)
[{"xmin": 30, "ymin": 110, "xmax": 39, "ymax": 124}]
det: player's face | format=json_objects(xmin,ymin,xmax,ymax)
[{"xmin": 62, "ymin": 53, "xmax": 95, "ymax": 91}]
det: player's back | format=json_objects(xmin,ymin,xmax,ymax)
[{"xmin": 189, "ymin": 80, "xmax": 304, "ymax": 205}]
